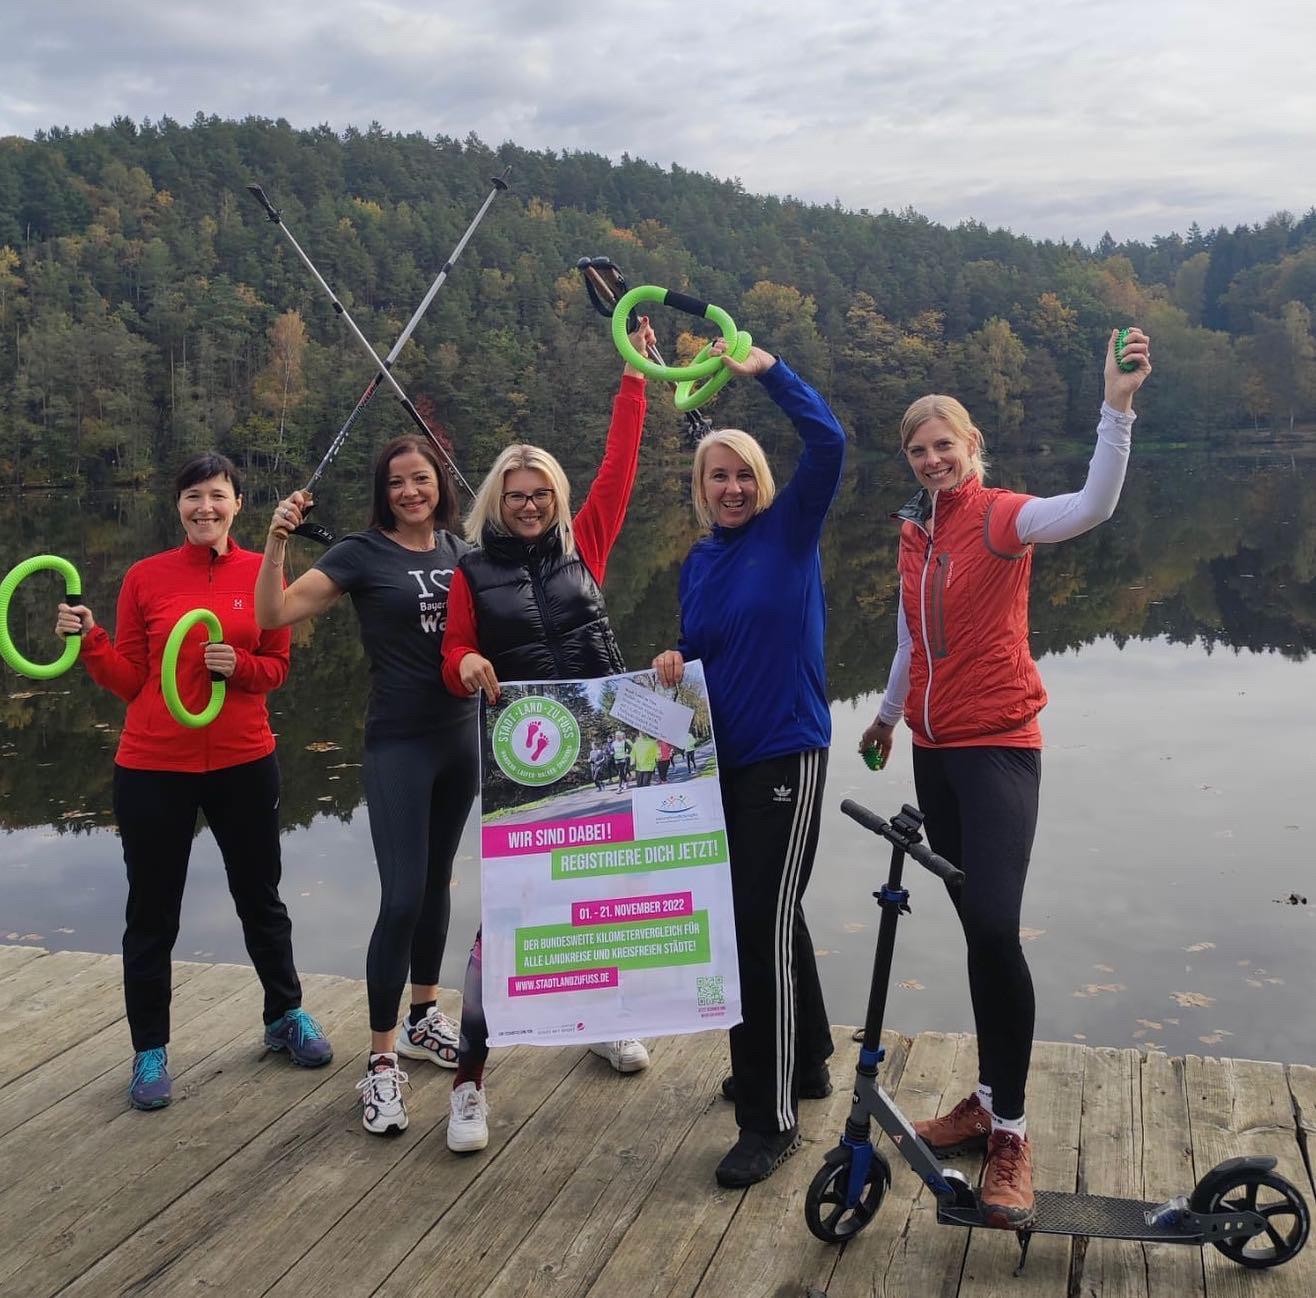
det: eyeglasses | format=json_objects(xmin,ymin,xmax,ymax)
[{"xmin": 502, "ymin": 488, "xmax": 556, "ymax": 509}]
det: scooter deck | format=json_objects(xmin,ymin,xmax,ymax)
[{"xmin": 939, "ymin": 1190, "xmax": 1196, "ymax": 1242}]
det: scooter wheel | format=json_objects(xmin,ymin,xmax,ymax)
[
  {"xmin": 804, "ymin": 1148, "xmax": 891, "ymax": 1243},
  {"xmin": 1194, "ymin": 1169, "xmax": 1309, "ymax": 1268}
]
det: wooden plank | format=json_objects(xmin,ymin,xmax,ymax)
[
  {"xmin": 59, "ymin": 990, "xmax": 467, "ymax": 1297},
  {"xmin": 0, "ymin": 960, "xmax": 244, "ymax": 1139},
  {"xmin": 482, "ymin": 1029, "xmax": 732, "ymax": 1298},
  {"xmin": 1285, "ymin": 1063, "xmax": 1316, "ymax": 1198},
  {"xmin": 1141, "ymin": 1051, "xmax": 1206, "ymax": 1297},
  {"xmin": 0, "ymin": 944, "xmax": 49, "ymax": 978},
  {"xmin": 828, "ymin": 1031, "xmax": 978, "ymax": 1298},
  {"xmin": 266, "ymin": 1042, "xmax": 591, "ymax": 1297},
  {"xmin": 1071, "ymin": 1046, "xmax": 1146, "ymax": 1298},
  {"xmin": 580, "ymin": 1048, "xmax": 745, "ymax": 1298},
  {"xmin": 0, "ymin": 951, "xmax": 128, "ymax": 1085},
  {"xmin": 957, "ymin": 1040, "xmax": 1085, "ymax": 1296},
  {"xmin": 693, "ymin": 1032, "xmax": 902, "ymax": 1298},
  {"xmin": 1186, "ymin": 1054, "xmax": 1316, "ymax": 1298},
  {"xmin": 0, "ymin": 948, "xmax": 107, "ymax": 1011},
  {"xmin": 0, "ymin": 972, "xmax": 361, "ymax": 1297},
  {"xmin": 380, "ymin": 1034, "xmax": 744, "ymax": 1298}
]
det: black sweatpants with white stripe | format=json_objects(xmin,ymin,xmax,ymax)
[{"xmin": 723, "ymin": 747, "xmax": 833, "ymax": 1134}]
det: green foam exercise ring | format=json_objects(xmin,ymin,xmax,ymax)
[
  {"xmin": 161, "ymin": 608, "xmax": 226, "ymax": 729},
  {"xmin": 1115, "ymin": 327, "xmax": 1137, "ymax": 374},
  {"xmin": 0, "ymin": 554, "xmax": 83, "ymax": 680},
  {"xmin": 611, "ymin": 285, "xmax": 740, "ymax": 382},
  {"xmin": 673, "ymin": 330, "xmax": 753, "ymax": 412}
]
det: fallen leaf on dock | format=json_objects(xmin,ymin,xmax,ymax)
[
  {"xmin": 1170, "ymin": 991, "xmax": 1214, "ymax": 1008},
  {"xmin": 1184, "ymin": 941, "xmax": 1215, "ymax": 952},
  {"xmin": 305, "ymin": 740, "xmax": 341, "ymax": 752},
  {"xmin": 1019, "ymin": 927, "xmax": 1046, "ymax": 941},
  {"xmin": 897, "ymin": 980, "xmax": 924, "ymax": 991},
  {"xmin": 1073, "ymin": 983, "xmax": 1125, "ymax": 998}
]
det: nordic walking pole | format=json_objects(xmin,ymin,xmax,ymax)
[
  {"xmin": 248, "ymin": 175, "xmax": 509, "ymax": 501},
  {"xmin": 295, "ymin": 170, "xmax": 508, "ymax": 513}
]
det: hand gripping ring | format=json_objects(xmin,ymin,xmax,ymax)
[
  {"xmin": 612, "ymin": 285, "xmax": 740, "ymax": 382},
  {"xmin": 1115, "ymin": 326, "xmax": 1137, "ymax": 373},
  {"xmin": 161, "ymin": 608, "xmax": 226, "ymax": 729},
  {"xmin": 674, "ymin": 330, "xmax": 753, "ymax": 412},
  {"xmin": 0, "ymin": 554, "xmax": 83, "ymax": 680}
]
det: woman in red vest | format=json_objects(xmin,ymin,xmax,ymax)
[{"xmin": 861, "ymin": 328, "xmax": 1151, "ymax": 1228}]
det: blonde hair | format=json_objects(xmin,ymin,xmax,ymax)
[
  {"xmin": 690, "ymin": 429, "xmax": 777, "ymax": 530},
  {"xmin": 465, "ymin": 444, "xmax": 576, "ymax": 555},
  {"xmin": 899, "ymin": 394, "xmax": 990, "ymax": 483}
]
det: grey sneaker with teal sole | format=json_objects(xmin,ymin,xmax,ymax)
[
  {"xmin": 129, "ymin": 1047, "xmax": 172, "ymax": 1110},
  {"xmin": 264, "ymin": 1007, "xmax": 334, "ymax": 1067}
]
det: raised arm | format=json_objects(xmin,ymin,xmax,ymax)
[
  {"xmin": 572, "ymin": 316, "xmax": 654, "ymax": 582},
  {"xmin": 1004, "ymin": 327, "xmax": 1151, "ymax": 549}
]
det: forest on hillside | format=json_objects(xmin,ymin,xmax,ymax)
[{"xmin": 1, "ymin": 114, "xmax": 1314, "ymax": 486}]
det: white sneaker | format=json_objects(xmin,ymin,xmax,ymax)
[
  {"xmin": 590, "ymin": 1039, "xmax": 650, "ymax": 1073},
  {"xmin": 396, "ymin": 1006, "xmax": 459, "ymax": 1069},
  {"xmin": 356, "ymin": 1060, "xmax": 409, "ymax": 1135},
  {"xmin": 447, "ymin": 1081, "xmax": 489, "ymax": 1152}
]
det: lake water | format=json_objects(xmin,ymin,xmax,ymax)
[{"xmin": 2, "ymin": 437, "xmax": 1313, "ymax": 1065}]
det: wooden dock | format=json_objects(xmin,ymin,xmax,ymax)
[{"xmin": 0, "ymin": 944, "xmax": 1311, "ymax": 1297}]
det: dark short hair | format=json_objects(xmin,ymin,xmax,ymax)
[
  {"xmin": 173, "ymin": 451, "xmax": 242, "ymax": 500},
  {"xmin": 368, "ymin": 436, "xmax": 459, "ymax": 533}
]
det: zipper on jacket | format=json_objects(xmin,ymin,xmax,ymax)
[
  {"xmin": 918, "ymin": 494, "xmax": 938, "ymax": 742},
  {"xmin": 527, "ymin": 556, "xmax": 567, "ymax": 677},
  {"xmin": 929, "ymin": 554, "xmax": 950, "ymax": 658}
]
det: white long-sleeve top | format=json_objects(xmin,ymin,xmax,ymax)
[{"xmin": 875, "ymin": 402, "xmax": 1135, "ymax": 725}]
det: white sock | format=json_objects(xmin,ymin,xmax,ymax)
[
  {"xmin": 992, "ymin": 1112, "xmax": 1027, "ymax": 1139},
  {"xmin": 975, "ymin": 1083, "xmax": 994, "ymax": 1114}
]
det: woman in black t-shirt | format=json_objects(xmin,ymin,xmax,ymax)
[{"xmin": 256, "ymin": 435, "xmax": 477, "ymax": 1137}]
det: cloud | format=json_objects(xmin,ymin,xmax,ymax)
[{"xmin": 1, "ymin": 0, "xmax": 1312, "ymax": 243}]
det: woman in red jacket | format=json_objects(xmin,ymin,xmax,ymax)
[
  {"xmin": 56, "ymin": 452, "xmax": 331, "ymax": 1112},
  {"xmin": 861, "ymin": 329, "xmax": 1151, "ymax": 1228}
]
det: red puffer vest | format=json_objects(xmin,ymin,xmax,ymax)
[{"xmin": 894, "ymin": 474, "xmax": 1047, "ymax": 747}]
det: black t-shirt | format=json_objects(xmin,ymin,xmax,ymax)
[{"xmin": 314, "ymin": 529, "xmax": 477, "ymax": 742}]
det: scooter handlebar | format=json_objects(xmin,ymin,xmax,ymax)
[{"xmin": 841, "ymin": 799, "xmax": 965, "ymax": 887}]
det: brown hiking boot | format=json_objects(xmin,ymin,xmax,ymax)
[
  {"xmin": 980, "ymin": 1129, "xmax": 1036, "ymax": 1228},
  {"xmin": 913, "ymin": 1093, "xmax": 991, "ymax": 1156}
]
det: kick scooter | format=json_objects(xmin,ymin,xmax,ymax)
[{"xmin": 803, "ymin": 800, "xmax": 1310, "ymax": 1274}]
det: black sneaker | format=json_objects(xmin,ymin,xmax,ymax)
[
  {"xmin": 720, "ymin": 1065, "xmax": 832, "ymax": 1103},
  {"xmin": 714, "ymin": 1126, "xmax": 802, "ymax": 1188}
]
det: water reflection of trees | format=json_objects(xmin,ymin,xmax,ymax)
[{"xmin": 2, "ymin": 448, "xmax": 1313, "ymax": 832}]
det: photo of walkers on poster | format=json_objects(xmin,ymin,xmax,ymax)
[{"xmin": 479, "ymin": 661, "xmax": 742, "ymax": 1047}]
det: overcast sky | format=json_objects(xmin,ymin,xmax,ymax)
[{"xmin": 3, "ymin": 0, "xmax": 1313, "ymax": 245}]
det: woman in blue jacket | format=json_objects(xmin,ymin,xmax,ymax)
[{"xmin": 653, "ymin": 341, "xmax": 846, "ymax": 1187}]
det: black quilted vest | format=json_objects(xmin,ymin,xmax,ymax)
[{"xmin": 460, "ymin": 526, "xmax": 625, "ymax": 682}]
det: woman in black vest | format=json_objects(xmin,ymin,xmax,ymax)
[{"xmin": 438, "ymin": 316, "xmax": 654, "ymax": 1154}]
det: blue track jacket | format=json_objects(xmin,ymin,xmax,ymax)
[{"xmin": 677, "ymin": 360, "xmax": 846, "ymax": 769}]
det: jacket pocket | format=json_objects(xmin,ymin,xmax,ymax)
[{"xmin": 929, "ymin": 553, "xmax": 951, "ymax": 658}]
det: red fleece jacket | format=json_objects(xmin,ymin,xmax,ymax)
[{"xmin": 80, "ymin": 540, "xmax": 290, "ymax": 772}]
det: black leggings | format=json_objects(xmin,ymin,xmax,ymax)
[
  {"xmin": 912, "ymin": 744, "xmax": 1040, "ymax": 1121},
  {"xmin": 114, "ymin": 754, "xmax": 300, "ymax": 1051},
  {"xmin": 361, "ymin": 730, "xmax": 479, "ymax": 1032}
]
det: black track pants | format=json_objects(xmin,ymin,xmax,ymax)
[
  {"xmin": 724, "ymin": 748, "xmax": 833, "ymax": 1134},
  {"xmin": 114, "ymin": 754, "xmax": 300, "ymax": 1051},
  {"xmin": 912, "ymin": 744, "xmax": 1040, "ymax": 1120},
  {"xmin": 361, "ymin": 731, "xmax": 479, "ymax": 1032}
]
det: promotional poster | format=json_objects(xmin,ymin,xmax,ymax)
[{"xmin": 478, "ymin": 662, "xmax": 742, "ymax": 1047}]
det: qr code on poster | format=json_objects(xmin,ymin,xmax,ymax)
[{"xmin": 696, "ymin": 975, "xmax": 725, "ymax": 1008}]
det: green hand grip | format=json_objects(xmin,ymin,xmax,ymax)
[
  {"xmin": 0, "ymin": 554, "xmax": 83, "ymax": 680},
  {"xmin": 161, "ymin": 608, "xmax": 226, "ymax": 729},
  {"xmin": 612, "ymin": 285, "xmax": 740, "ymax": 382},
  {"xmin": 674, "ymin": 330, "xmax": 753, "ymax": 412},
  {"xmin": 1115, "ymin": 327, "xmax": 1137, "ymax": 373}
]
